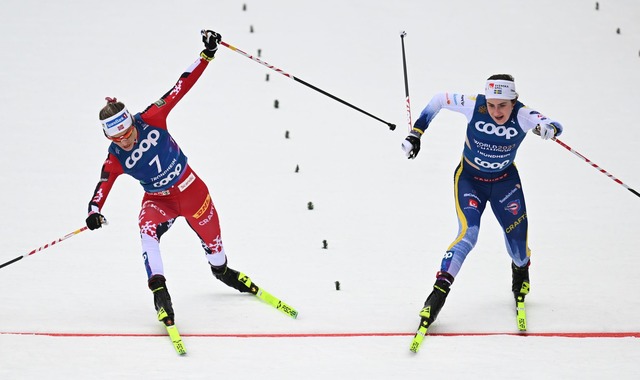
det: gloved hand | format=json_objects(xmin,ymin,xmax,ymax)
[
  {"xmin": 536, "ymin": 123, "xmax": 557, "ymax": 140},
  {"xmin": 200, "ymin": 29, "xmax": 222, "ymax": 60},
  {"xmin": 86, "ymin": 213, "xmax": 106, "ymax": 230},
  {"xmin": 401, "ymin": 131, "xmax": 422, "ymax": 159}
]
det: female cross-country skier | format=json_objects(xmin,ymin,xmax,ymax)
[
  {"xmin": 401, "ymin": 74, "xmax": 563, "ymax": 329},
  {"xmin": 85, "ymin": 30, "xmax": 270, "ymax": 327}
]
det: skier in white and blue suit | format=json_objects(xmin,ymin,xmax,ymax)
[{"xmin": 401, "ymin": 74, "xmax": 563, "ymax": 328}]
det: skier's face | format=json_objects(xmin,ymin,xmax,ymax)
[{"xmin": 486, "ymin": 99, "xmax": 515, "ymax": 125}]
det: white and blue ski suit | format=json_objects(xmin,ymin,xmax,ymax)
[{"xmin": 413, "ymin": 92, "xmax": 563, "ymax": 278}]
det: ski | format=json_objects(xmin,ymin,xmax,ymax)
[
  {"xmin": 256, "ymin": 287, "xmax": 299, "ymax": 319},
  {"xmin": 158, "ymin": 307, "xmax": 187, "ymax": 355},
  {"xmin": 165, "ymin": 323, "xmax": 187, "ymax": 355},
  {"xmin": 410, "ymin": 305, "xmax": 435, "ymax": 353},
  {"xmin": 411, "ymin": 288, "xmax": 527, "ymax": 353},
  {"xmin": 238, "ymin": 272, "xmax": 299, "ymax": 319},
  {"xmin": 515, "ymin": 281, "xmax": 529, "ymax": 332},
  {"xmin": 409, "ymin": 318, "xmax": 429, "ymax": 353},
  {"xmin": 516, "ymin": 294, "xmax": 527, "ymax": 332}
]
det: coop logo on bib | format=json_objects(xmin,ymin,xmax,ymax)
[
  {"xmin": 125, "ymin": 130, "xmax": 160, "ymax": 168},
  {"xmin": 474, "ymin": 157, "xmax": 510, "ymax": 170},
  {"xmin": 475, "ymin": 121, "xmax": 518, "ymax": 140}
]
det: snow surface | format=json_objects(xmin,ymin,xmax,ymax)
[{"xmin": 1, "ymin": 0, "xmax": 639, "ymax": 379}]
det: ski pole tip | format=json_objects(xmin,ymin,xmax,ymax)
[{"xmin": 388, "ymin": 123, "xmax": 396, "ymax": 131}]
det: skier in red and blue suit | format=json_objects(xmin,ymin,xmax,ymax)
[
  {"xmin": 85, "ymin": 30, "xmax": 265, "ymax": 327},
  {"xmin": 401, "ymin": 74, "xmax": 563, "ymax": 329}
]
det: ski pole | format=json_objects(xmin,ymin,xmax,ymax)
[
  {"xmin": 1, "ymin": 225, "xmax": 91, "ymax": 269},
  {"xmin": 552, "ymin": 137, "xmax": 640, "ymax": 198},
  {"xmin": 220, "ymin": 40, "xmax": 396, "ymax": 131},
  {"xmin": 400, "ymin": 31, "xmax": 412, "ymax": 133}
]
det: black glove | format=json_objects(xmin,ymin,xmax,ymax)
[
  {"xmin": 201, "ymin": 29, "xmax": 222, "ymax": 60},
  {"xmin": 86, "ymin": 213, "xmax": 106, "ymax": 230},
  {"xmin": 401, "ymin": 133, "xmax": 421, "ymax": 159}
]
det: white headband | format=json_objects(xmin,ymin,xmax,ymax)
[
  {"xmin": 485, "ymin": 79, "xmax": 518, "ymax": 100},
  {"xmin": 101, "ymin": 107, "xmax": 133, "ymax": 137}
]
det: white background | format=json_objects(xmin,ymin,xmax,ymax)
[{"xmin": 1, "ymin": 0, "xmax": 639, "ymax": 378}]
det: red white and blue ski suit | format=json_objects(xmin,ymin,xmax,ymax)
[{"xmin": 88, "ymin": 56, "xmax": 225, "ymax": 279}]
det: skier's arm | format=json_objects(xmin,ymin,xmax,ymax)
[
  {"xmin": 141, "ymin": 30, "xmax": 221, "ymax": 128},
  {"xmin": 86, "ymin": 153, "xmax": 123, "ymax": 229},
  {"xmin": 140, "ymin": 57, "xmax": 211, "ymax": 128},
  {"xmin": 402, "ymin": 93, "xmax": 475, "ymax": 159},
  {"xmin": 413, "ymin": 93, "xmax": 476, "ymax": 135},
  {"xmin": 517, "ymin": 106, "xmax": 563, "ymax": 138}
]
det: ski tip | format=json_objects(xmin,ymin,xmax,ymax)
[
  {"xmin": 409, "ymin": 319, "xmax": 430, "ymax": 353},
  {"xmin": 409, "ymin": 341, "xmax": 422, "ymax": 353}
]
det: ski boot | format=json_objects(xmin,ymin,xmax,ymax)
[
  {"xmin": 512, "ymin": 261, "xmax": 530, "ymax": 303},
  {"xmin": 419, "ymin": 271, "xmax": 454, "ymax": 327},
  {"xmin": 149, "ymin": 275, "xmax": 175, "ymax": 326},
  {"xmin": 211, "ymin": 259, "xmax": 257, "ymax": 294}
]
